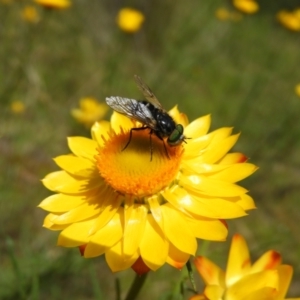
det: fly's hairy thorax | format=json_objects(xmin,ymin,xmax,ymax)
[{"xmin": 141, "ymin": 100, "xmax": 176, "ymax": 137}]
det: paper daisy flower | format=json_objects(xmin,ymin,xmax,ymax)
[
  {"xmin": 39, "ymin": 89, "xmax": 257, "ymax": 273},
  {"xmin": 116, "ymin": 8, "xmax": 145, "ymax": 33},
  {"xmin": 295, "ymin": 83, "xmax": 300, "ymax": 97},
  {"xmin": 71, "ymin": 97, "xmax": 109, "ymax": 128},
  {"xmin": 277, "ymin": 9, "xmax": 300, "ymax": 32},
  {"xmin": 233, "ymin": 0, "xmax": 259, "ymax": 14},
  {"xmin": 34, "ymin": 0, "xmax": 71, "ymax": 10},
  {"xmin": 190, "ymin": 234, "xmax": 300, "ymax": 300},
  {"xmin": 21, "ymin": 5, "xmax": 40, "ymax": 23},
  {"xmin": 10, "ymin": 100, "xmax": 25, "ymax": 114}
]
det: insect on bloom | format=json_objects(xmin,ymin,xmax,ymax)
[{"xmin": 106, "ymin": 75, "xmax": 187, "ymax": 160}]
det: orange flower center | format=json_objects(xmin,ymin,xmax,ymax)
[{"xmin": 96, "ymin": 128, "xmax": 183, "ymax": 198}]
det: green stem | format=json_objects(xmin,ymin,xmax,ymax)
[
  {"xmin": 186, "ymin": 260, "xmax": 197, "ymax": 293},
  {"xmin": 124, "ymin": 273, "xmax": 148, "ymax": 300}
]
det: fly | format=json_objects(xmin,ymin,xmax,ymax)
[{"xmin": 106, "ymin": 75, "xmax": 186, "ymax": 160}]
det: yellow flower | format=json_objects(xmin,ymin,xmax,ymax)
[
  {"xmin": 190, "ymin": 234, "xmax": 300, "ymax": 300},
  {"xmin": 39, "ymin": 106, "xmax": 257, "ymax": 273},
  {"xmin": 21, "ymin": 5, "xmax": 40, "ymax": 23},
  {"xmin": 233, "ymin": 0, "xmax": 259, "ymax": 14},
  {"xmin": 71, "ymin": 97, "xmax": 109, "ymax": 128},
  {"xmin": 277, "ymin": 9, "xmax": 300, "ymax": 32},
  {"xmin": 295, "ymin": 83, "xmax": 300, "ymax": 97},
  {"xmin": 116, "ymin": 8, "xmax": 145, "ymax": 33},
  {"xmin": 10, "ymin": 100, "xmax": 25, "ymax": 114},
  {"xmin": 34, "ymin": 0, "xmax": 71, "ymax": 10},
  {"xmin": 215, "ymin": 8, "xmax": 243, "ymax": 22}
]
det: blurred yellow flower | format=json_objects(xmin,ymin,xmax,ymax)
[
  {"xmin": 233, "ymin": 0, "xmax": 259, "ymax": 14},
  {"xmin": 215, "ymin": 8, "xmax": 231, "ymax": 21},
  {"xmin": 39, "ymin": 106, "xmax": 257, "ymax": 273},
  {"xmin": 71, "ymin": 97, "xmax": 108, "ymax": 128},
  {"xmin": 10, "ymin": 100, "xmax": 25, "ymax": 114},
  {"xmin": 215, "ymin": 7, "xmax": 243, "ymax": 22},
  {"xmin": 190, "ymin": 234, "xmax": 300, "ymax": 300},
  {"xmin": 21, "ymin": 5, "xmax": 40, "ymax": 23},
  {"xmin": 295, "ymin": 83, "xmax": 300, "ymax": 97},
  {"xmin": 34, "ymin": 0, "xmax": 71, "ymax": 10},
  {"xmin": 277, "ymin": 9, "xmax": 300, "ymax": 31},
  {"xmin": 116, "ymin": 8, "xmax": 145, "ymax": 33}
]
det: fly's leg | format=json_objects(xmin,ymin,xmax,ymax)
[
  {"xmin": 123, "ymin": 127, "xmax": 149, "ymax": 151},
  {"xmin": 154, "ymin": 132, "xmax": 170, "ymax": 160}
]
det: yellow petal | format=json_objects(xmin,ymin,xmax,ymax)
[
  {"xmin": 180, "ymin": 173, "xmax": 248, "ymax": 197},
  {"xmin": 87, "ymin": 191, "xmax": 122, "ymax": 235},
  {"xmin": 166, "ymin": 242, "xmax": 190, "ymax": 269},
  {"xmin": 163, "ymin": 186, "xmax": 246, "ymax": 219},
  {"xmin": 200, "ymin": 133, "xmax": 240, "ymax": 164},
  {"xmin": 234, "ymin": 194, "xmax": 256, "ymax": 211},
  {"xmin": 161, "ymin": 204, "xmax": 197, "ymax": 255},
  {"xmin": 38, "ymin": 193, "xmax": 85, "ymax": 212},
  {"xmin": 43, "ymin": 213, "xmax": 68, "ymax": 230},
  {"xmin": 185, "ymin": 115, "xmax": 211, "ymax": 138},
  {"xmin": 187, "ymin": 217, "xmax": 227, "ymax": 241},
  {"xmin": 194, "ymin": 256, "xmax": 225, "ymax": 286},
  {"xmin": 238, "ymin": 287, "xmax": 278, "ymax": 300},
  {"xmin": 275, "ymin": 265, "xmax": 293, "ymax": 300},
  {"xmin": 218, "ymin": 152, "xmax": 248, "ymax": 164},
  {"xmin": 251, "ymin": 250, "xmax": 282, "ymax": 273},
  {"xmin": 181, "ymin": 160, "xmax": 230, "ymax": 175},
  {"xmin": 226, "ymin": 234, "xmax": 251, "ymax": 286},
  {"xmin": 227, "ymin": 270, "xmax": 278, "ymax": 298},
  {"xmin": 49, "ymin": 202, "xmax": 100, "ymax": 225},
  {"xmin": 210, "ymin": 127, "xmax": 233, "ymax": 143},
  {"xmin": 42, "ymin": 171, "xmax": 101, "ymax": 193},
  {"xmin": 91, "ymin": 121, "xmax": 111, "ymax": 146},
  {"xmin": 123, "ymin": 204, "xmax": 148, "ymax": 257},
  {"xmin": 83, "ymin": 242, "xmax": 105, "ymax": 258},
  {"xmin": 58, "ymin": 219, "xmax": 97, "ymax": 246},
  {"xmin": 168, "ymin": 105, "xmax": 189, "ymax": 127},
  {"xmin": 148, "ymin": 195, "xmax": 163, "ymax": 226},
  {"xmin": 208, "ymin": 163, "xmax": 258, "ymax": 183},
  {"xmin": 67, "ymin": 137, "xmax": 98, "ymax": 160},
  {"xmin": 184, "ymin": 134, "xmax": 213, "ymax": 159},
  {"xmin": 84, "ymin": 209, "xmax": 123, "ymax": 257},
  {"xmin": 53, "ymin": 155, "xmax": 97, "ymax": 177},
  {"xmin": 110, "ymin": 111, "xmax": 133, "ymax": 133},
  {"xmin": 105, "ymin": 241, "xmax": 139, "ymax": 272},
  {"xmin": 140, "ymin": 214, "xmax": 168, "ymax": 270},
  {"xmin": 204, "ymin": 285, "xmax": 225, "ymax": 300}
]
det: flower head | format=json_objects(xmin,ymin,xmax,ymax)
[
  {"xmin": 277, "ymin": 9, "xmax": 300, "ymax": 32},
  {"xmin": 295, "ymin": 83, "xmax": 300, "ymax": 97},
  {"xmin": 116, "ymin": 8, "xmax": 145, "ymax": 33},
  {"xmin": 71, "ymin": 97, "xmax": 108, "ymax": 128},
  {"xmin": 190, "ymin": 234, "xmax": 300, "ymax": 300},
  {"xmin": 39, "ymin": 105, "xmax": 257, "ymax": 273},
  {"xmin": 10, "ymin": 100, "xmax": 25, "ymax": 114},
  {"xmin": 233, "ymin": 0, "xmax": 259, "ymax": 14},
  {"xmin": 21, "ymin": 5, "xmax": 40, "ymax": 23},
  {"xmin": 215, "ymin": 7, "xmax": 243, "ymax": 22},
  {"xmin": 34, "ymin": 0, "xmax": 71, "ymax": 10}
]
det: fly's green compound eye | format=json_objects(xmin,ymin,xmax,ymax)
[{"xmin": 167, "ymin": 124, "xmax": 184, "ymax": 146}]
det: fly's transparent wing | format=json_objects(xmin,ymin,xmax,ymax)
[
  {"xmin": 106, "ymin": 96, "xmax": 157, "ymax": 129},
  {"xmin": 134, "ymin": 75, "xmax": 163, "ymax": 110}
]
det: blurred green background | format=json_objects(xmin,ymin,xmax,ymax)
[{"xmin": 1, "ymin": 0, "xmax": 300, "ymax": 299}]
